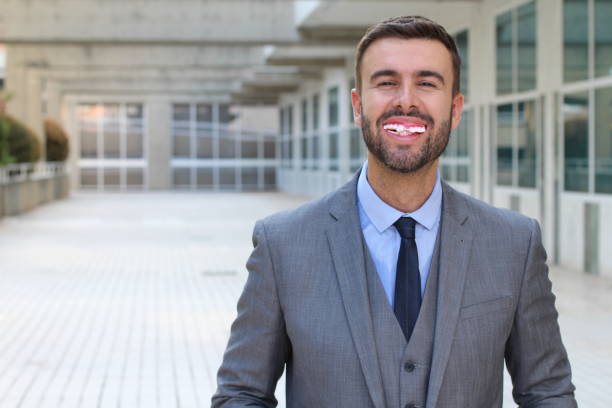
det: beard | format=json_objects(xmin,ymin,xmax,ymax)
[{"xmin": 361, "ymin": 107, "xmax": 452, "ymax": 174}]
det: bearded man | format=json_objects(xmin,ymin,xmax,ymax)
[{"xmin": 212, "ymin": 15, "xmax": 576, "ymax": 408}]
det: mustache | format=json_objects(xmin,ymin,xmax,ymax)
[{"xmin": 376, "ymin": 108, "xmax": 434, "ymax": 127}]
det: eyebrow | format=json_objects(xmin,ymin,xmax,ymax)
[
  {"xmin": 369, "ymin": 69, "xmax": 446, "ymax": 85},
  {"xmin": 416, "ymin": 70, "xmax": 445, "ymax": 85}
]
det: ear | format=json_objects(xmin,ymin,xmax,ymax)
[
  {"xmin": 450, "ymin": 92, "xmax": 465, "ymax": 130},
  {"xmin": 351, "ymin": 88, "xmax": 363, "ymax": 127}
]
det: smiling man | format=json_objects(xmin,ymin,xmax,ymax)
[{"xmin": 213, "ymin": 16, "xmax": 576, "ymax": 408}]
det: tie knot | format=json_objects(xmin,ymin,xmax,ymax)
[{"xmin": 394, "ymin": 217, "xmax": 416, "ymax": 240}]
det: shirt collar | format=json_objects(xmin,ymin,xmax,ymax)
[{"xmin": 357, "ymin": 160, "xmax": 442, "ymax": 233}]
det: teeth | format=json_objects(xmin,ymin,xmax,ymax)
[{"xmin": 383, "ymin": 123, "xmax": 426, "ymax": 135}]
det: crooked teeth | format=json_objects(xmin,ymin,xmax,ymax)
[{"xmin": 383, "ymin": 124, "xmax": 426, "ymax": 135}]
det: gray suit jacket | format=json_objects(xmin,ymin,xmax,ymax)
[{"xmin": 212, "ymin": 174, "xmax": 576, "ymax": 407}]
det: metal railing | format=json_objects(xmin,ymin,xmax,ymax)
[{"xmin": 0, "ymin": 162, "xmax": 67, "ymax": 185}]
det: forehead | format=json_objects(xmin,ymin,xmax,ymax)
[{"xmin": 361, "ymin": 37, "xmax": 453, "ymax": 80}]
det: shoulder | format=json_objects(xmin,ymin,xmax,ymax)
[
  {"xmin": 255, "ymin": 188, "xmax": 338, "ymax": 239},
  {"xmin": 443, "ymin": 182, "xmax": 538, "ymax": 239}
]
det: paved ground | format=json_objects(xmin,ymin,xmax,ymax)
[{"xmin": 0, "ymin": 192, "xmax": 609, "ymax": 407}]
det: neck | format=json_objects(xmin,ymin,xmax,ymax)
[{"xmin": 366, "ymin": 154, "xmax": 439, "ymax": 213}]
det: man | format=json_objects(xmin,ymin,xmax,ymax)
[{"xmin": 213, "ymin": 16, "xmax": 576, "ymax": 407}]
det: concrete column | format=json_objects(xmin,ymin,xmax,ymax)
[{"xmin": 146, "ymin": 97, "xmax": 171, "ymax": 190}]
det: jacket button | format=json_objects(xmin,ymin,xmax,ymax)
[{"xmin": 404, "ymin": 361, "xmax": 416, "ymax": 372}]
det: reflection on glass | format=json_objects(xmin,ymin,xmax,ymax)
[
  {"xmin": 328, "ymin": 87, "xmax": 339, "ymax": 127},
  {"xmin": 263, "ymin": 134, "xmax": 276, "ymax": 159},
  {"xmin": 595, "ymin": 86, "xmax": 612, "ymax": 193},
  {"xmin": 517, "ymin": 2, "xmax": 536, "ymax": 92},
  {"xmin": 312, "ymin": 133, "xmax": 319, "ymax": 170},
  {"xmin": 564, "ymin": 92, "xmax": 589, "ymax": 191},
  {"xmin": 496, "ymin": 11, "xmax": 513, "ymax": 95},
  {"xmin": 497, "ymin": 104, "xmax": 514, "ymax": 185},
  {"xmin": 518, "ymin": 101, "xmax": 537, "ymax": 187},
  {"xmin": 564, "ymin": 0, "xmax": 589, "ymax": 82},
  {"xmin": 455, "ymin": 30, "xmax": 469, "ymax": 100},
  {"xmin": 595, "ymin": 0, "xmax": 612, "ymax": 78}
]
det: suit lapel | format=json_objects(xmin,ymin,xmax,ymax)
[
  {"xmin": 325, "ymin": 175, "xmax": 386, "ymax": 408},
  {"xmin": 426, "ymin": 182, "xmax": 474, "ymax": 408}
]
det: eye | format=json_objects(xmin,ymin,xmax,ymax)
[
  {"xmin": 377, "ymin": 80, "xmax": 397, "ymax": 87},
  {"xmin": 419, "ymin": 81, "xmax": 436, "ymax": 87}
]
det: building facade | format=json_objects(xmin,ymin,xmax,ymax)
[{"xmin": 1, "ymin": 0, "xmax": 611, "ymax": 277}]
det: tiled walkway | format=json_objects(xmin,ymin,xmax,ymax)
[{"xmin": 0, "ymin": 192, "xmax": 609, "ymax": 407}]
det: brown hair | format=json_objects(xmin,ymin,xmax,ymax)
[{"xmin": 355, "ymin": 15, "xmax": 461, "ymax": 95}]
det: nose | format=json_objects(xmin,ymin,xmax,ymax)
[{"xmin": 394, "ymin": 83, "xmax": 419, "ymax": 112}]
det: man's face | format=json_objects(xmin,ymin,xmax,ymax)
[{"xmin": 351, "ymin": 37, "xmax": 464, "ymax": 173}]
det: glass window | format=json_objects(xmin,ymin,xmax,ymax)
[
  {"xmin": 328, "ymin": 87, "xmax": 339, "ymax": 127},
  {"xmin": 595, "ymin": 86, "xmax": 612, "ymax": 193},
  {"xmin": 301, "ymin": 98, "xmax": 308, "ymax": 132},
  {"xmin": 80, "ymin": 168, "xmax": 97, "ymax": 187},
  {"xmin": 219, "ymin": 129, "xmax": 236, "ymax": 159},
  {"xmin": 173, "ymin": 104, "xmax": 190, "ymax": 122},
  {"xmin": 564, "ymin": 0, "xmax": 589, "ymax": 83},
  {"xmin": 173, "ymin": 168, "xmax": 191, "ymax": 188},
  {"xmin": 219, "ymin": 104, "xmax": 233, "ymax": 124},
  {"xmin": 595, "ymin": 0, "xmax": 612, "ymax": 78},
  {"xmin": 564, "ymin": 92, "xmax": 589, "ymax": 192},
  {"xmin": 313, "ymin": 93, "xmax": 320, "ymax": 130},
  {"xmin": 456, "ymin": 110, "xmax": 471, "ymax": 183},
  {"xmin": 350, "ymin": 128, "xmax": 363, "ymax": 172},
  {"xmin": 517, "ymin": 101, "xmax": 537, "ymax": 187},
  {"xmin": 241, "ymin": 167, "xmax": 259, "ymax": 190},
  {"xmin": 496, "ymin": 11, "xmax": 513, "ymax": 95},
  {"xmin": 517, "ymin": 2, "xmax": 537, "ymax": 92},
  {"xmin": 497, "ymin": 104, "xmax": 514, "ymax": 185},
  {"xmin": 219, "ymin": 168, "xmax": 236, "ymax": 189},
  {"xmin": 455, "ymin": 31, "xmax": 469, "ymax": 100},
  {"xmin": 80, "ymin": 130, "xmax": 97, "ymax": 158},
  {"xmin": 196, "ymin": 168, "xmax": 213, "ymax": 188},
  {"xmin": 103, "ymin": 168, "xmax": 121, "ymax": 189},
  {"xmin": 264, "ymin": 167, "xmax": 276, "ymax": 188},
  {"xmin": 196, "ymin": 103, "xmax": 213, "ymax": 123},
  {"xmin": 241, "ymin": 132, "xmax": 259, "ymax": 159},
  {"xmin": 329, "ymin": 131, "xmax": 339, "ymax": 171},
  {"xmin": 126, "ymin": 168, "xmax": 144, "ymax": 188},
  {"xmin": 196, "ymin": 132, "xmax": 213, "ymax": 159},
  {"xmin": 126, "ymin": 131, "xmax": 143, "ymax": 159},
  {"xmin": 173, "ymin": 135, "xmax": 190, "ymax": 158},
  {"xmin": 263, "ymin": 133, "xmax": 276, "ymax": 159}
]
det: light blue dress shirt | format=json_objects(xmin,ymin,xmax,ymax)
[{"xmin": 357, "ymin": 161, "xmax": 442, "ymax": 307}]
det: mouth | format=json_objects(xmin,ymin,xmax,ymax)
[{"xmin": 382, "ymin": 122, "xmax": 428, "ymax": 139}]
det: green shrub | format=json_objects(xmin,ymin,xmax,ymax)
[
  {"xmin": 0, "ymin": 113, "xmax": 41, "ymax": 164},
  {"xmin": 44, "ymin": 118, "xmax": 69, "ymax": 162}
]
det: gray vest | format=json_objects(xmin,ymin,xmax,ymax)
[{"xmin": 364, "ymin": 234, "xmax": 441, "ymax": 408}]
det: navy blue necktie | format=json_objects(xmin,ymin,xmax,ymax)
[{"xmin": 393, "ymin": 217, "xmax": 422, "ymax": 342}]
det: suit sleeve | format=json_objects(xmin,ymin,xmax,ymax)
[
  {"xmin": 212, "ymin": 220, "xmax": 290, "ymax": 408},
  {"xmin": 505, "ymin": 219, "xmax": 577, "ymax": 407}
]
